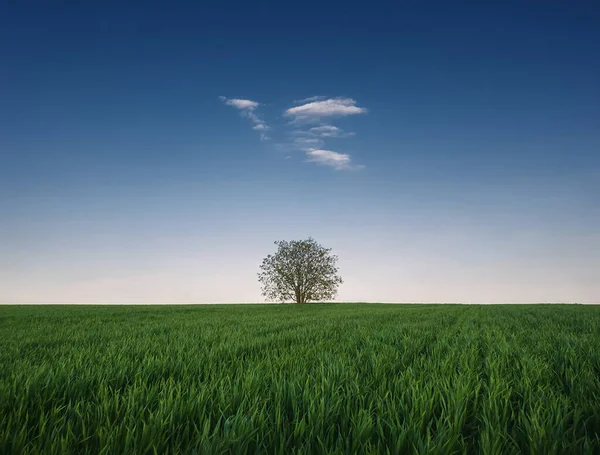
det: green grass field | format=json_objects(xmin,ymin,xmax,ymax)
[{"xmin": 1, "ymin": 304, "xmax": 599, "ymax": 454}]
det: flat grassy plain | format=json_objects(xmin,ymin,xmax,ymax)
[{"xmin": 1, "ymin": 304, "xmax": 599, "ymax": 454}]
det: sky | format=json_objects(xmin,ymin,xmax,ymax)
[{"xmin": 1, "ymin": 1, "xmax": 599, "ymax": 304}]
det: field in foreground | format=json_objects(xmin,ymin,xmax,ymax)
[{"xmin": 1, "ymin": 304, "xmax": 599, "ymax": 454}]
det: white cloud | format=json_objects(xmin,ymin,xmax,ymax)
[
  {"xmin": 219, "ymin": 96, "xmax": 259, "ymax": 110},
  {"xmin": 220, "ymin": 96, "xmax": 270, "ymax": 138},
  {"xmin": 294, "ymin": 137, "xmax": 323, "ymax": 146},
  {"xmin": 285, "ymin": 98, "xmax": 367, "ymax": 122},
  {"xmin": 244, "ymin": 111, "xmax": 263, "ymax": 125},
  {"xmin": 293, "ymin": 95, "xmax": 326, "ymax": 105},
  {"xmin": 309, "ymin": 124, "xmax": 355, "ymax": 138},
  {"xmin": 305, "ymin": 149, "xmax": 363, "ymax": 171},
  {"xmin": 310, "ymin": 125, "xmax": 340, "ymax": 135}
]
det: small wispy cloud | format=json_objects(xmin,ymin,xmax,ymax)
[
  {"xmin": 294, "ymin": 136, "xmax": 324, "ymax": 148},
  {"xmin": 293, "ymin": 95, "xmax": 326, "ymax": 105},
  {"xmin": 305, "ymin": 149, "xmax": 363, "ymax": 171},
  {"xmin": 219, "ymin": 97, "xmax": 259, "ymax": 110},
  {"xmin": 220, "ymin": 96, "xmax": 270, "ymax": 140},
  {"xmin": 285, "ymin": 97, "xmax": 367, "ymax": 123},
  {"xmin": 309, "ymin": 124, "xmax": 355, "ymax": 138},
  {"xmin": 296, "ymin": 137, "xmax": 323, "ymax": 145},
  {"xmin": 244, "ymin": 110, "xmax": 263, "ymax": 125}
]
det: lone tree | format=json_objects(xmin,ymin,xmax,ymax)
[{"xmin": 258, "ymin": 238, "xmax": 343, "ymax": 304}]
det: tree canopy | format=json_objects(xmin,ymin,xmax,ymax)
[{"xmin": 258, "ymin": 238, "xmax": 343, "ymax": 304}]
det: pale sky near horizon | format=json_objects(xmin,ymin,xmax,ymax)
[{"xmin": 1, "ymin": 2, "xmax": 599, "ymax": 304}]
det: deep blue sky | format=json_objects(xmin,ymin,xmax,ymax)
[{"xmin": 1, "ymin": 1, "xmax": 599, "ymax": 303}]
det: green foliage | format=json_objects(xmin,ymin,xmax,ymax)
[
  {"xmin": 258, "ymin": 238, "xmax": 343, "ymax": 303},
  {"xmin": 1, "ymin": 304, "xmax": 599, "ymax": 454}
]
